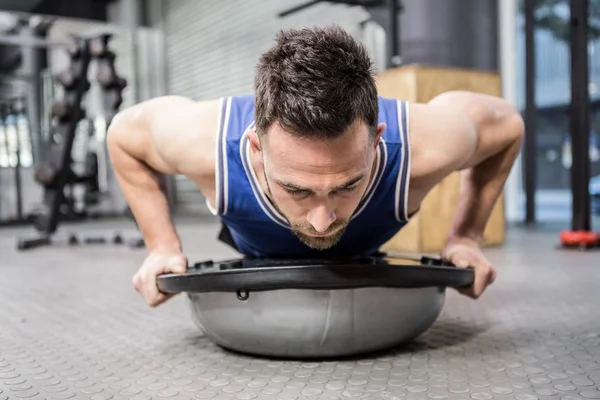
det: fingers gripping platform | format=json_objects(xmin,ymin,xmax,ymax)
[
  {"xmin": 134, "ymin": 252, "xmax": 188, "ymax": 308},
  {"xmin": 441, "ymin": 237, "xmax": 498, "ymax": 299}
]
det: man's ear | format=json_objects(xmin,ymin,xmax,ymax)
[
  {"xmin": 248, "ymin": 129, "xmax": 262, "ymax": 154},
  {"xmin": 375, "ymin": 122, "xmax": 386, "ymax": 147}
]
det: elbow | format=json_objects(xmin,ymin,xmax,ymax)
[
  {"xmin": 106, "ymin": 110, "xmax": 139, "ymax": 165},
  {"xmin": 506, "ymin": 110, "xmax": 525, "ymax": 149},
  {"xmin": 106, "ymin": 108, "xmax": 137, "ymax": 152},
  {"xmin": 106, "ymin": 115, "xmax": 125, "ymax": 157}
]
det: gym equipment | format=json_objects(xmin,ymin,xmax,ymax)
[
  {"xmin": 559, "ymin": 231, "xmax": 600, "ymax": 249},
  {"xmin": 16, "ymin": 33, "xmax": 135, "ymax": 251},
  {"xmin": 559, "ymin": 0, "xmax": 600, "ymax": 249},
  {"xmin": 157, "ymin": 254, "xmax": 474, "ymax": 358},
  {"xmin": 0, "ymin": 16, "xmax": 53, "ymax": 163},
  {"xmin": 0, "ymin": 102, "xmax": 22, "ymax": 223},
  {"xmin": 0, "ymin": 33, "xmax": 65, "ymax": 49},
  {"xmin": 278, "ymin": 0, "xmax": 402, "ymax": 69},
  {"xmin": 0, "ymin": 97, "xmax": 34, "ymax": 226},
  {"xmin": 523, "ymin": 0, "xmax": 536, "ymax": 224}
]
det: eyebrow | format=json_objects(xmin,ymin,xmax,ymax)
[{"xmin": 276, "ymin": 174, "xmax": 366, "ymax": 193}]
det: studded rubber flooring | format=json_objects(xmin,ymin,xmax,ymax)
[{"xmin": 1, "ymin": 218, "xmax": 600, "ymax": 400}]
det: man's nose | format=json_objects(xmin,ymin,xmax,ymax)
[{"xmin": 306, "ymin": 204, "xmax": 336, "ymax": 233}]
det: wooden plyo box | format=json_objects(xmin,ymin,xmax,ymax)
[{"xmin": 375, "ymin": 64, "xmax": 506, "ymax": 254}]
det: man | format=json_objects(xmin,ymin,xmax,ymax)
[{"xmin": 107, "ymin": 25, "xmax": 523, "ymax": 308}]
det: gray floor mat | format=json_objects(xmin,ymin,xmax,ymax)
[{"xmin": 1, "ymin": 220, "xmax": 599, "ymax": 400}]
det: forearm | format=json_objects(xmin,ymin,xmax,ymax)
[
  {"xmin": 448, "ymin": 112, "xmax": 524, "ymax": 242},
  {"xmin": 108, "ymin": 133, "xmax": 182, "ymax": 253}
]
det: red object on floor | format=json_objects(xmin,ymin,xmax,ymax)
[{"xmin": 559, "ymin": 230, "xmax": 600, "ymax": 247}]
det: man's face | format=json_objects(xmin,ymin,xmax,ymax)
[{"xmin": 249, "ymin": 120, "xmax": 385, "ymax": 250}]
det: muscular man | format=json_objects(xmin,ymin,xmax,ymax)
[{"xmin": 107, "ymin": 26, "xmax": 524, "ymax": 307}]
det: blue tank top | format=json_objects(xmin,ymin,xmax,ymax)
[{"xmin": 207, "ymin": 94, "xmax": 412, "ymax": 258}]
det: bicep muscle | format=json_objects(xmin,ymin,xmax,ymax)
[{"xmin": 408, "ymin": 91, "xmax": 522, "ymax": 189}]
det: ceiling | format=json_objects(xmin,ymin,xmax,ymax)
[
  {"xmin": 0, "ymin": 0, "xmax": 118, "ymax": 24},
  {"xmin": 0, "ymin": 0, "xmax": 44, "ymax": 13}
]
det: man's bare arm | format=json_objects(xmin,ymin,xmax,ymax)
[
  {"xmin": 106, "ymin": 95, "xmax": 221, "ymax": 252},
  {"xmin": 409, "ymin": 90, "xmax": 525, "ymax": 242}
]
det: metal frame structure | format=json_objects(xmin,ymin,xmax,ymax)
[
  {"xmin": 521, "ymin": 0, "xmax": 597, "ymax": 244},
  {"xmin": 0, "ymin": 34, "xmax": 65, "ymax": 48},
  {"xmin": 278, "ymin": 0, "xmax": 388, "ymax": 17},
  {"xmin": 0, "ymin": 17, "xmax": 53, "ymax": 164},
  {"xmin": 569, "ymin": 0, "xmax": 591, "ymax": 232},
  {"xmin": 277, "ymin": 0, "xmax": 403, "ymax": 69},
  {"xmin": 523, "ymin": 0, "xmax": 537, "ymax": 224},
  {"xmin": 0, "ymin": 98, "xmax": 25, "ymax": 225}
]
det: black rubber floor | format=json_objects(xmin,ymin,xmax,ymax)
[{"xmin": 1, "ymin": 219, "xmax": 599, "ymax": 400}]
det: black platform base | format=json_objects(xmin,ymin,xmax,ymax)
[{"xmin": 157, "ymin": 254, "xmax": 474, "ymax": 297}]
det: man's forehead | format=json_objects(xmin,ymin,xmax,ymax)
[{"xmin": 266, "ymin": 144, "xmax": 369, "ymax": 173}]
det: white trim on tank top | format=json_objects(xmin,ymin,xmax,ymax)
[
  {"xmin": 394, "ymin": 100, "xmax": 411, "ymax": 222},
  {"xmin": 205, "ymin": 96, "xmax": 230, "ymax": 216}
]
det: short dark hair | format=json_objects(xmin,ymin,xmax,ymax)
[{"xmin": 254, "ymin": 25, "xmax": 379, "ymax": 141}]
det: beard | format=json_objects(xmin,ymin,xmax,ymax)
[
  {"xmin": 262, "ymin": 170, "xmax": 350, "ymax": 250},
  {"xmin": 289, "ymin": 218, "xmax": 349, "ymax": 250}
]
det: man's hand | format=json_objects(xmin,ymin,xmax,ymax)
[
  {"xmin": 441, "ymin": 236, "xmax": 497, "ymax": 299},
  {"xmin": 133, "ymin": 250, "xmax": 188, "ymax": 307}
]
